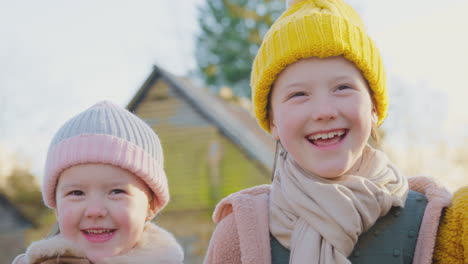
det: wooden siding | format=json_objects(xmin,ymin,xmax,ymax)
[{"xmin": 135, "ymin": 79, "xmax": 269, "ymax": 212}]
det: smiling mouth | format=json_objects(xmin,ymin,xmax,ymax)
[
  {"xmin": 307, "ymin": 129, "xmax": 347, "ymax": 146},
  {"xmin": 83, "ymin": 228, "xmax": 116, "ymax": 235},
  {"xmin": 82, "ymin": 228, "xmax": 117, "ymax": 243}
]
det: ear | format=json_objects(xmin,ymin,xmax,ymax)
[
  {"xmin": 146, "ymin": 196, "xmax": 158, "ymax": 221},
  {"xmin": 371, "ymin": 108, "xmax": 378, "ymax": 125},
  {"xmin": 146, "ymin": 210, "xmax": 156, "ymax": 221},
  {"xmin": 269, "ymin": 113, "xmax": 280, "ymax": 140}
]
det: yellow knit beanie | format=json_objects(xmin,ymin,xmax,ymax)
[{"xmin": 251, "ymin": 0, "xmax": 387, "ymax": 133}]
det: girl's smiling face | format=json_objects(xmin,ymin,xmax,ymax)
[
  {"xmin": 55, "ymin": 164, "xmax": 154, "ymax": 262},
  {"xmin": 269, "ymin": 56, "xmax": 377, "ymax": 179}
]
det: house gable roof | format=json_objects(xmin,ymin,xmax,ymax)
[{"xmin": 127, "ymin": 65, "xmax": 275, "ymax": 171}]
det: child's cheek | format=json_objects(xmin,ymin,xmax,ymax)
[
  {"xmin": 56, "ymin": 203, "xmax": 80, "ymax": 236},
  {"xmin": 112, "ymin": 201, "xmax": 134, "ymax": 228}
]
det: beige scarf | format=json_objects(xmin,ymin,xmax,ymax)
[{"xmin": 270, "ymin": 145, "xmax": 409, "ymax": 264}]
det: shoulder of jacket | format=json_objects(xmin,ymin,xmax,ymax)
[
  {"xmin": 408, "ymin": 176, "xmax": 452, "ymax": 206},
  {"xmin": 212, "ymin": 184, "xmax": 271, "ymax": 223},
  {"xmin": 407, "ymin": 176, "xmax": 454, "ymax": 263}
]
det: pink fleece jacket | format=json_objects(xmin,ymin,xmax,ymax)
[{"xmin": 204, "ymin": 176, "xmax": 452, "ymax": 264}]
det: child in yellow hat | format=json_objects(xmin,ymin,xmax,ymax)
[{"xmin": 204, "ymin": 0, "xmax": 464, "ymax": 263}]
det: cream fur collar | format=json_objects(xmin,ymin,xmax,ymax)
[{"xmin": 22, "ymin": 222, "xmax": 183, "ymax": 264}]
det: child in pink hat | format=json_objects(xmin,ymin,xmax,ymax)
[{"xmin": 13, "ymin": 101, "xmax": 183, "ymax": 264}]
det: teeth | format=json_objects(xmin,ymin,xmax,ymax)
[
  {"xmin": 86, "ymin": 229, "xmax": 111, "ymax": 234},
  {"xmin": 309, "ymin": 130, "xmax": 345, "ymax": 140}
]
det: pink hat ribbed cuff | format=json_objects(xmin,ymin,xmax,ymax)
[{"xmin": 43, "ymin": 134, "xmax": 169, "ymax": 211}]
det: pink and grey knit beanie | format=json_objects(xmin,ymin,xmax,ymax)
[{"xmin": 43, "ymin": 101, "xmax": 169, "ymax": 215}]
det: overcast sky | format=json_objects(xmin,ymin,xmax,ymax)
[{"xmin": 1, "ymin": 0, "xmax": 467, "ymax": 182}]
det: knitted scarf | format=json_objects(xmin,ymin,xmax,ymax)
[{"xmin": 270, "ymin": 145, "xmax": 409, "ymax": 264}]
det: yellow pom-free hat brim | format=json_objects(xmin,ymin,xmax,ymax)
[{"xmin": 251, "ymin": 1, "xmax": 388, "ymax": 133}]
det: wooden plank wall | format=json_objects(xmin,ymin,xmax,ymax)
[{"xmin": 135, "ymin": 78, "xmax": 269, "ymax": 213}]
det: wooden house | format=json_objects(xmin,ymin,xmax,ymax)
[
  {"xmin": 127, "ymin": 65, "xmax": 275, "ymax": 263},
  {"xmin": 0, "ymin": 193, "xmax": 33, "ymax": 264}
]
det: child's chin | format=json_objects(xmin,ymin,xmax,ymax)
[
  {"xmin": 318, "ymin": 173, "xmax": 348, "ymax": 180},
  {"xmin": 311, "ymin": 166, "xmax": 351, "ymax": 180}
]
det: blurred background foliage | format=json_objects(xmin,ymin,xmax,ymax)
[
  {"xmin": 196, "ymin": 0, "xmax": 283, "ymax": 97},
  {"xmin": 1, "ymin": 168, "xmax": 43, "ymax": 222},
  {"xmin": 0, "ymin": 163, "xmax": 56, "ymax": 244},
  {"xmin": 0, "ymin": 166, "xmax": 56, "ymax": 244}
]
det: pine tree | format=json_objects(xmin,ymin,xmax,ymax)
[{"xmin": 196, "ymin": 0, "xmax": 283, "ymax": 97}]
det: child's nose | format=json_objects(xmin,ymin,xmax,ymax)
[
  {"xmin": 84, "ymin": 201, "xmax": 108, "ymax": 218},
  {"xmin": 311, "ymin": 99, "xmax": 337, "ymax": 121}
]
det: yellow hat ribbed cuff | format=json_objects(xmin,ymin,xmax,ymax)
[{"xmin": 251, "ymin": 12, "xmax": 388, "ymax": 133}]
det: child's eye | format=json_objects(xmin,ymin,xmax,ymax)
[
  {"xmin": 288, "ymin": 91, "xmax": 306, "ymax": 99},
  {"xmin": 68, "ymin": 190, "xmax": 84, "ymax": 196},
  {"xmin": 110, "ymin": 189, "xmax": 125, "ymax": 195},
  {"xmin": 336, "ymin": 84, "xmax": 352, "ymax": 91}
]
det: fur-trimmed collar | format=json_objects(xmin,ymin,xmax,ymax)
[
  {"xmin": 208, "ymin": 176, "xmax": 451, "ymax": 264},
  {"xmin": 17, "ymin": 222, "xmax": 183, "ymax": 264}
]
